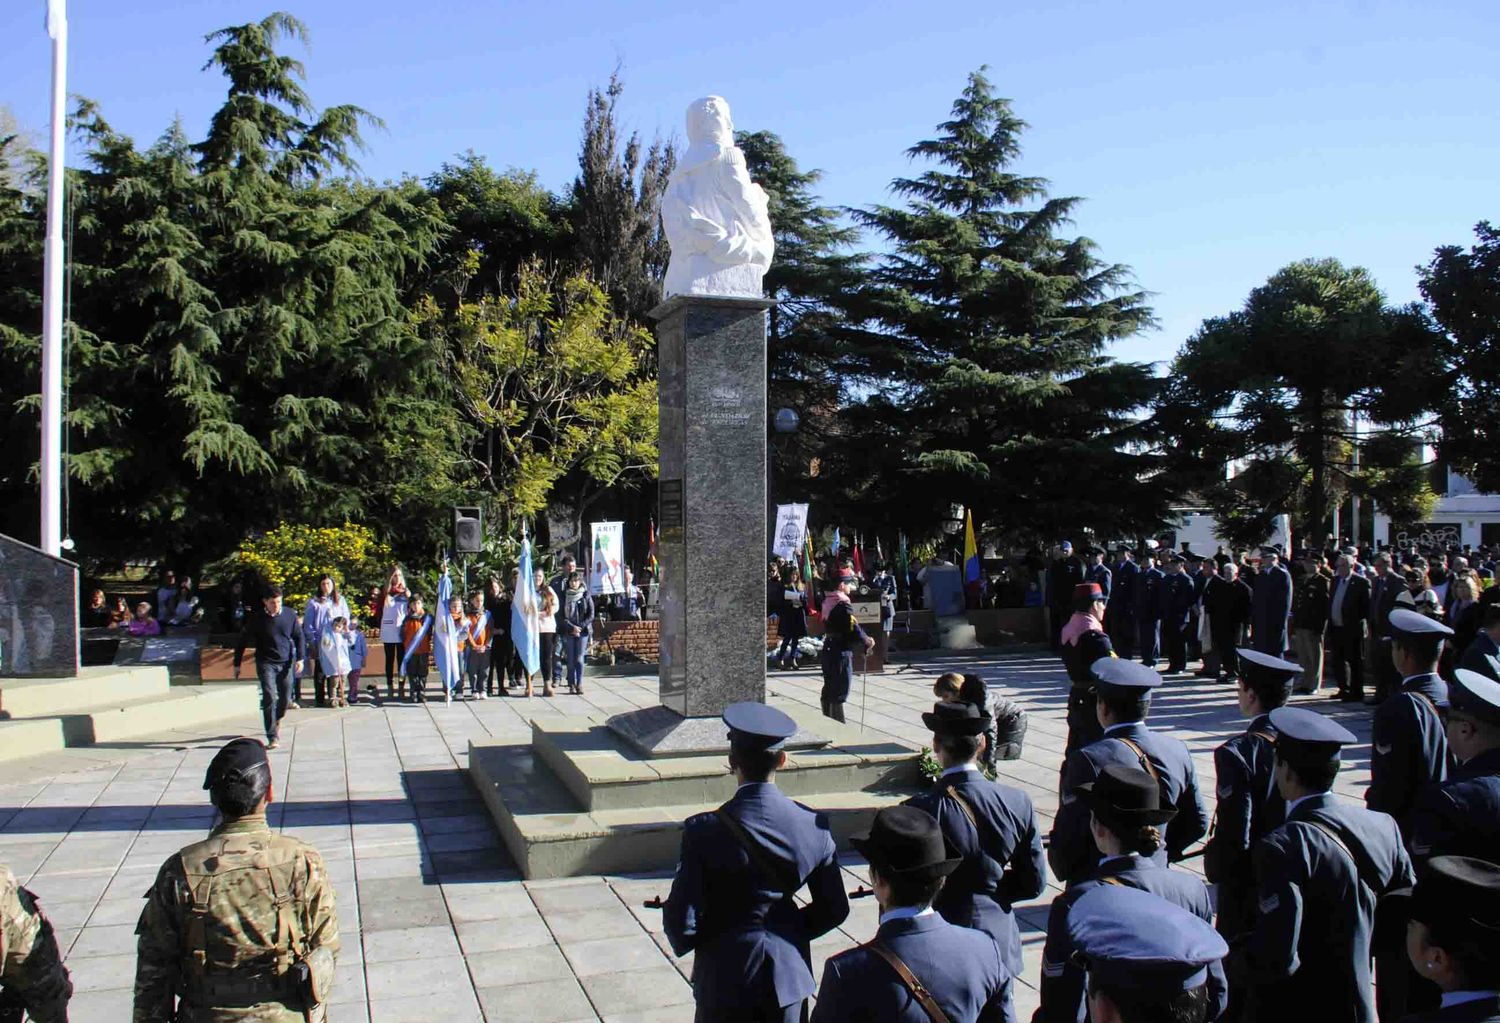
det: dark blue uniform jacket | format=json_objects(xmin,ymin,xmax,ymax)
[
  {"xmin": 1246, "ymin": 792, "xmax": 1414, "ymax": 1023},
  {"xmin": 664, "ymin": 782, "xmax": 850, "ymax": 1015},
  {"xmin": 1038, "ymin": 853, "xmax": 1227, "ymax": 1023},
  {"xmin": 1407, "ymin": 746, "xmax": 1500, "ymax": 864},
  {"xmin": 1047, "ymin": 721, "xmax": 1209, "ymax": 886},
  {"xmin": 1368, "ymin": 673, "xmax": 1453, "ymax": 838},
  {"xmin": 811, "ymin": 911, "xmax": 1011, "ymax": 1023},
  {"xmin": 1203, "ymin": 715, "xmax": 1285, "ymax": 941},
  {"xmin": 905, "ymin": 767, "xmax": 1046, "ymax": 979}
]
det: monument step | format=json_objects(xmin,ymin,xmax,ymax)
[
  {"xmin": 57, "ymin": 683, "xmax": 260, "ymax": 746},
  {"xmin": 533, "ymin": 711, "xmax": 920, "ymax": 812},
  {"xmin": 470, "ymin": 737, "xmax": 921, "ymax": 880},
  {"xmin": 0, "ymin": 718, "xmax": 69, "ymax": 762},
  {"xmin": 0, "ymin": 665, "xmax": 171, "ymax": 718}
]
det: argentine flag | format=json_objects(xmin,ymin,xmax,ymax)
[
  {"xmin": 512, "ymin": 535, "xmax": 541, "ymax": 677},
  {"xmin": 433, "ymin": 566, "xmax": 463, "ymax": 696}
]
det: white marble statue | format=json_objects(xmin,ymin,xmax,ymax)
[{"xmin": 661, "ymin": 96, "xmax": 774, "ymax": 298}]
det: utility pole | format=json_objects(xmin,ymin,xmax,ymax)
[{"xmin": 40, "ymin": 0, "xmax": 68, "ymax": 556}]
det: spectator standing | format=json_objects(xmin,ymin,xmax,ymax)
[
  {"xmin": 81, "ymin": 588, "xmax": 111, "ymax": 628},
  {"xmin": 346, "ymin": 612, "xmax": 368, "ymax": 705},
  {"xmin": 610, "ymin": 566, "xmax": 644, "ymax": 621},
  {"xmin": 533, "ymin": 568, "xmax": 559, "ymax": 698},
  {"xmin": 376, "ymin": 567, "xmax": 410, "ymax": 701},
  {"xmin": 872, "ymin": 562, "xmax": 897, "ymax": 634},
  {"xmin": 774, "ymin": 567, "xmax": 809, "ymax": 670},
  {"xmin": 163, "ymin": 576, "xmax": 201, "ymax": 627},
  {"xmin": 1458, "ymin": 605, "xmax": 1500, "ymax": 681},
  {"xmin": 1369, "ymin": 552, "xmax": 1403, "ymax": 703},
  {"xmin": 483, "ymin": 576, "xmax": 513, "ymax": 696},
  {"xmin": 218, "ymin": 578, "xmax": 249, "ymax": 634},
  {"xmin": 1290, "ymin": 553, "xmax": 1331, "ymax": 694},
  {"xmin": 302, "ymin": 575, "xmax": 350, "ymax": 707},
  {"xmin": 1448, "ymin": 571, "xmax": 1482, "ymax": 661},
  {"xmin": 1047, "ymin": 541, "xmax": 1085, "ymax": 650},
  {"xmin": 1251, "ymin": 547, "xmax": 1293, "ymax": 656},
  {"xmin": 244, "ymin": 586, "xmax": 301, "ymax": 748},
  {"xmin": 108, "ymin": 595, "xmax": 130, "ymax": 627},
  {"xmin": 1327, "ymin": 553, "xmax": 1372, "ymax": 702},
  {"xmin": 549, "ymin": 554, "xmax": 577, "ymax": 692},
  {"xmin": 1205, "ymin": 562, "xmax": 1253, "ymax": 682},
  {"xmin": 153, "ymin": 568, "xmax": 176, "ymax": 623},
  {"xmin": 465, "ymin": 591, "xmax": 491, "ymax": 700},
  {"xmin": 317, "ymin": 616, "xmax": 352, "ymax": 707},
  {"xmin": 561, "ymin": 571, "xmax": 595, "ymax": 695}
]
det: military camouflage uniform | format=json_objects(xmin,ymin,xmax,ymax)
[
  {"xmin": 0, "ymin": 865, "xmax": 71, "ymax": 1022},
  {"xmin": 132, "ymin": 813, "xmax": 338, "ymax": 1023}
]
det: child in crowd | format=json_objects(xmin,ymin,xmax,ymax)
[
  {"xmin": 319, "ymin": 616, "xmax": 352, "ymax": 708},
  {"xmin": 933, "ymin": 671, "xmax": 964, "ymax": 701},
  {"xmin": 930, "ymin": 672, "xmax": 1026, "ymax": 768},
  {"xmin": 400, "ymin": 597, "xmax": 432, "ymax": 702},
  {"xmin": 346, "ymin": 612, "xmax": 369, "ymax": 705},
  {"xmin": 128, "ymin": 601, "xmax": 162, "ymax": 637},
  {"xmin": 447, "ymin": 595, "xmax": 469, "ymax": 703},
  {"xmin": 465, "ymin": 592, "xmax": 491, "ymax": 700}
]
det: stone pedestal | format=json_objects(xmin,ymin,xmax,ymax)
[
  {"xmin": 0, "ymin": 531, "xmax": 79, "ymax": 678},
  {"xmin": 650, "ymin": 294, "xmax": 775, "ymax": 717}
]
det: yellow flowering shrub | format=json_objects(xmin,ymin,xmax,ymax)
[{"xmin": 227, "ymin": 523, "xmax": 392, "ymax": 606}]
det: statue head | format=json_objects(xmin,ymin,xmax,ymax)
[{"xmin": 685, "ymin": 96, "xmax": 734, "ymax": 149}]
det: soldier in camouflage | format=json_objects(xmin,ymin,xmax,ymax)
[
  {"xmin": 133, "ymin": 738, "xmax": 339, "ymax": 1022},
  {"xmin": 0, "ymin": 863, "xmax": 71, "ymax": 1022}
]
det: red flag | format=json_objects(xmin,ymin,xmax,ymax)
[
  {"xmin": 647, "ymin": 519, "xmax": 659, "ymax": 576},
  {"xmin": 852, "ymin": 536, "xmax": 865, "ymax": 578}
]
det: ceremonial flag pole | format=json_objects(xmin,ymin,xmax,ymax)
[{"xmin": 40, "ymin": 0, "xmax": 67, "ymax": 555}]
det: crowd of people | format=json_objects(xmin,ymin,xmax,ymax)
[{"xmin": 226, "ymin": 558, "xmax": 646, "ymax": 747}]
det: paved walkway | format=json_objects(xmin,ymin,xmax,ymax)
[{"xmin": 0, "ymin": 653, "xmax": 1377, "ymax": 1022}]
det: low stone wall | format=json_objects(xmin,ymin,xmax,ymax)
[{"xmin": 966, "ymin": 608, "xmax": 1047, "ymax": 645}]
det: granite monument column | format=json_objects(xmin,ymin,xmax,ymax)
[{"xmin": 653, "ymin": 294, "xmax": 775, "ymax": 716}]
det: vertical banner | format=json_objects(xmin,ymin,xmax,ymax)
[
  {"xmin": 772, "ymin": 503, "xmax": 809, "ymax": 561},
  {"xmin": 589, "ymin": 521, "xmax": 625, "ymax": 595},
  {"xmin": 1269, "ymin": 514, "xmax": 1292, "ymax": 557}
]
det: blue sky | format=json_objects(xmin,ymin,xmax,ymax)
[{"xmin": 4, "ymin": 0, "xmax": 1496, "ymax": 366}]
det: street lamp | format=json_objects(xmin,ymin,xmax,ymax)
[{"xmin": 773, "ymin": 407, "xmax": 800, "ymax": 435}]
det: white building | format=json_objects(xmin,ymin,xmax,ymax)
[{"xmin": 1373, "ymin": 471, "xmax": 1500, "ymax": 549}]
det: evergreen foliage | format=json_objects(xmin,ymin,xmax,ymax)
[
  {"xmin": 0, "ymin": 13, "xmax": 461, "ymax": 568},
  {"xmin": 839, "ymin": 68, "xmax": 1166, "ymax": 542},
  {"xmin": 1157, "ymin": 258, "xmax": 1441, "ymax": 547},
  {"xmin": 1420, "ymin": 222, "xmax": 1500, "ymax": 494}
]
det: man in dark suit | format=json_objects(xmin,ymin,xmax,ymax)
[
  {"xmin": 1242, "ymin": 707, "xmax": 1414, "ymax": 1023},
  {"xmin": 1458, "ymin": 604, "xmax": 1500, "ymax": 682},
  {"xmin": 1084, "ymin": 545, "xmax": 1112, "ymax": 603},
  {"xmin": 1369, "ymin": 552, "xmax": 1405, "ymax": 703},
  {"xmin": 1047, "ymin": 658, "xmax": 1209, "ymax": 886},
  {"xmin": 665, "ymin": 703, "xmax": 850, "ymax": 1022},
  {"xmin": 1135, "ymin": 551, "xmax": 1165, "ymax": 669},
  {"xmin": 1106, "ymin": 547, "xmax": 1139, "ymax": 660},
  {"xmin": 1252, "ymin": 547, "xmax": 1293, "ymax": 656},
  {"xmin": 1204, "ymin": 562, "xmax": 1253, "ymax": 682},
  {"xmin": 1369, "ymin": 609, "xmax": 1454, "ymax": 842},
  {"xmin": 811, "ymin": 806, "xmax": 1012, "ymax": 1022},
  {"xmin": 1327, "ymin": 553, "xmax": 1373, "ymax": 702},
  {"xmin": 1161, "ymin": 555, "xmax": 1198, "ymax": 674},
  {"xmin": 906, "ymin": 701, "xmax": 1045, "ymax": 1023}
]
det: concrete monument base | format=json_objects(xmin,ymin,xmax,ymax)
[
  {"xmin": 468, "ymin": 697, "xmax": 923, "ymax": 879},
  {"xmin": 606, "ymin": 705, "xmax": 829, "ymax": 758}
]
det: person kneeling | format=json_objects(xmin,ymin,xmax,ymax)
[{"xmin": 812, "ymin": 805, "xmax": 1012, "ymax": 1022}]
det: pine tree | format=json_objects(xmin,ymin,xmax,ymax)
[
  {"xmin": 568, "ymin": 71, "xmax": 675, "ymax": 325},
  {"xmin": 845, "ymin": 68, "xmax": 1165, "ymax": 542}
]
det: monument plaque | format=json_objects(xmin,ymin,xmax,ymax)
[{"xmin": 0, "ymin": 531, "xmax": 80, "ymax": 677}]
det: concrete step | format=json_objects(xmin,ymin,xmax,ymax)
[
  {"xmin": 59, "ymin": 684, "xmax": 260, "ymax": 745},
  {"xmin": 470, "ymin": 738, "xmax": 922, "ymax": 880},
  {"xmin": 533, "ymin": 715, "xmax": 919, "ymax": 812},
  {"xmin": 0, "ymin": 665, "xmax": 170, "ymax": 717},
  {"xmin": 0, "ymin": 718, "xmax": 69, "ymax": 762}
]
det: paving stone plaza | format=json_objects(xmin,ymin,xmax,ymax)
[{"xmin": 0, "ymin": 654, "xmax": 1377, "ymax": 1022}]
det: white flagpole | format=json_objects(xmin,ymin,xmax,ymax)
[{"xmin": 40, "ymin": 0, "xmax": 68, "ymax": 556}]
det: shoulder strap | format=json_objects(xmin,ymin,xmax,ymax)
[
  {"xmin": 1300, "ymin": 819, "xmax": 1378, "ymax": 896},
  {"xmin": 1410, "ymin": 690, "xmax": 1446, "ymax": 725},
  {"xmin": 1248, "ymin": 731, "xmax": 1276, "ymax": 744},
  {"xmin": 865, "ymin": 938, "xmax": 950, "ymax": 1023},
  {"xmin": 944, "ymin": 785, "xmax": 980, "ymax": 830},
  {"xmin": 714, "ymin": 807, "xmax": 800, "ymax": 898},
  {"xmin": 1114, "ymin": 736, "xmax": 1161, "ymax": 784}
]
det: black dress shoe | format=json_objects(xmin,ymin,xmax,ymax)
[{"xmin": 1340, "ymin": 691, "xmax": 1366, "ymax": 703}]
